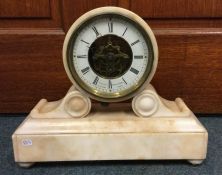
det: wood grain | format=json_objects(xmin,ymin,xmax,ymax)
[
  {"xmin": 131, "ymin": 0, "xmax": 222, "ymax": 18},
  {"xmin": 0, "ymin": 0, "xmax": 50, "ymax": 18},
  {"xmin": 0, "ymin": 33, "xmax": 70, "ymax": 113},
  {"xmin": 62, "ymin": 0, "xmax": 117, "ymax": 32},
  {"xmin": 0, "ymin": 0, "xmax": 221, "ymax": 113},
  {"xmin": 152, "ymin": 33, "xmax": 222, "ymax": 113},
  {"xmin": 0, "ymin": 0, "xmax": 62, "ymax": 29}
]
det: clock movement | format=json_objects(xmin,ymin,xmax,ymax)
[{"xmin": 12, "ymin": 7, "xmax": 208, "ymax": 168}]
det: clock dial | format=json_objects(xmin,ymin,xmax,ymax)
[{"xmin": 64, "ymin": 8, "xmax": 158, "ymax": 102}]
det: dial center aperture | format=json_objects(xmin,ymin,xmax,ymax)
[{"xmin": 88, "ymin": 34, "xmax": 133, "ymax": 79}]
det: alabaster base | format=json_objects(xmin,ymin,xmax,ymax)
[{"xmin": 12, "ymin": 85, "xmax": 208, "ymax": 167}]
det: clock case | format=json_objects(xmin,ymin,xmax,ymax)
[
  {"xmin": 63, "ymin": 7, "xmax": 158, "ymax": 102},
  {"xmin": 12, "ymin": 7, "xmax": 208, "ymax": 168}
]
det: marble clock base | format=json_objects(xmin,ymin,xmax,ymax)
[{"xmin": 12, "ymin": 85, "xmax": 208, "ymax": 168}]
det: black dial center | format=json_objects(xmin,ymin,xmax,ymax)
[{"xmin": 88, "ymin": 34, "xmax": 133, "ymax": 79}]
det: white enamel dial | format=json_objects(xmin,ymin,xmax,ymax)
[
  {"xmin": 73, "ymin": 17, "xmax": 148, "ymax": 92},
  {"xmin": 63, "ymin": 7, "xmax": 158, "ymax": 102}
]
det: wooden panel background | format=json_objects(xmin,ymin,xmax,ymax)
[
  {"xmin": 0, "ymin": 0, "xmax": 221, "ymax": 113},
  {"xmin": 0, "ymin": 0, "xmax": 51, "ymax": 18}
]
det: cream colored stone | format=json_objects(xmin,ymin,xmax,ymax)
[
  {"xmin": 132, "ymin": 84, "xmax": 191, "ymax": 118},
  {"xmin": 188, "ymin": 159, "xmax": 204, "ymax": 165},
  {"xmin": 30, "ymin": 86, "xmax": 91, "ymax": 118},
  {"xmin": 17, "ymin": 162, "xmax": 34, "ymax": 168},
  {"xmin": 12, "ymin": 84, "xmax": 208, "ymax": 167}
]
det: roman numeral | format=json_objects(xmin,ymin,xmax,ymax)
[
  {"xmin": 108, "ymin": 20, "xmax": 113, "ymax": 33},
  {"xmin": 81, "ymin": 67, "xmax": 90, "ymax": 75},
  {"xmin": 122, "ymin": 77, "xmax": 127, "ymax": 84},
  {"xmin": 130, "ymin": 67, "xmax": 139, "ymax": 75},
  {"xmin": 77, "ymin": 55, "xmax": 87, "ymax": 58},
  {"xmin": 131, "ymin": 40, "xmax": 140, "ymax": 46},
  {"xmin": 122, "ymin": 27, "xmax": 128, "ymax": 36},
  {"xmin": 92, "ymin": 26, "xmax": 99, "ymax": 37},
  {"xmin": 134, "ymin": 55, "xmax": 143, "ymax": 59},
  {"xmin": 93, "ymin": 76, "xmax": 99, "ymax": 85},
  {"xmin": 108, "ymin": 80, "xmax": 112, "ymax": 89},
  {"xmin": 81, "ymin": 39, "xmax": 89, "ymax": 45}
]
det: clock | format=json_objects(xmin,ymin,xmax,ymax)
[
  {"xmin": 63, "ymin": 7, "xmax": 158, "ymax": 102},
  {"xmin": 12, "ymin": 7, "xmax": 208, "ymax": 167}
]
